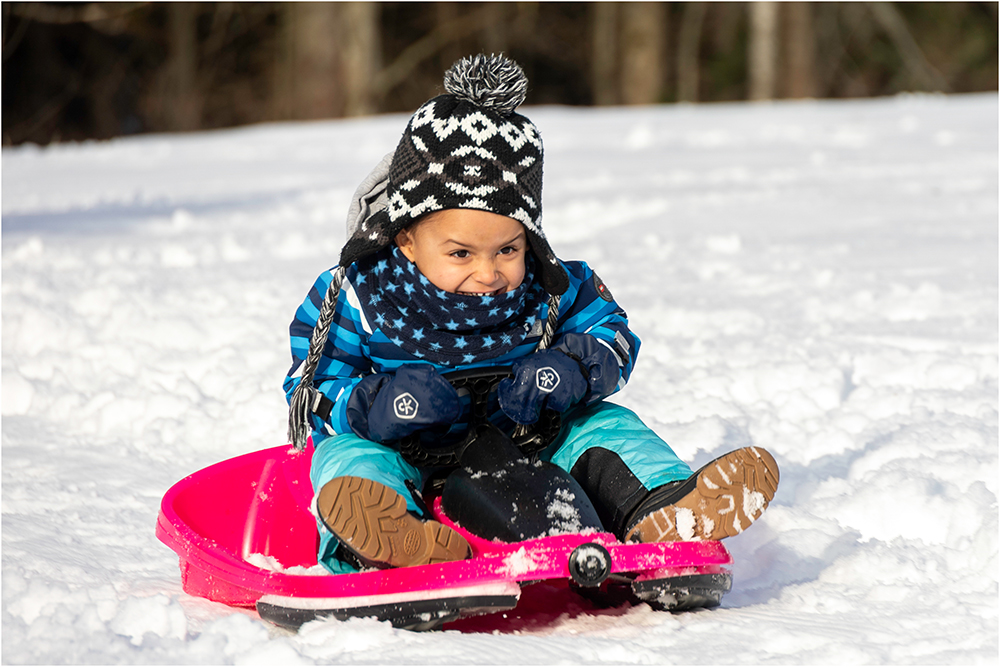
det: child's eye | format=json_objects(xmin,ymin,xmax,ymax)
[
  {"xmin": 499, "ymin": 246, "xmax": 519, "ymax": 256},
  {"xmin": 451, "ymin": 249, "xmax": 470, "ymax": 259}
]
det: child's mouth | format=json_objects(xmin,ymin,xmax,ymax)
[{"xmin": 458, "ymin": 288, "xmax": 505, "ymax": 297}]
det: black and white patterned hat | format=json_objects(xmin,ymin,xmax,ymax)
[{"xmin": 339, "ymin": 53, "xmax": 569, "ymax": 296}]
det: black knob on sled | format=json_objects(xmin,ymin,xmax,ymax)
[{"xmin": 568, "ymin": 543, "xmax": 612, "ymax": 588}]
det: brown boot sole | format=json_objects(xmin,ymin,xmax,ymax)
[
  {"xmin": 316, "ymin": 476, "xmax": 471, "ymax": 569},
  {"xmin": 626, "ymin": 447, "xmax": 779, "ymax": 543}
]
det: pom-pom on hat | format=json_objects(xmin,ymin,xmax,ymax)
[{"xmin": 340, "ymin": 53, "xmax": 569, "ymax": 296}]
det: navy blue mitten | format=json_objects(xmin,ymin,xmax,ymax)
[
  {"xmin": 346, "ymin": 365, "xmax": 461, "ymax": 443},
  {"xmin": 497, "ymin": 349, "xmax": 589, "ymax": 425},
  {"xmin": 498, "ymin": 333, "xmax": 623, "ymax": 425},
  {"xmin": 550, "ymin": 332, "xmax": 622, "ymax": 400}
]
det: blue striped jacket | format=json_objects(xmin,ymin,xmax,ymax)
[{"xmin": 284, "ymin": 258, "xmax": 640, "ymax": 439}]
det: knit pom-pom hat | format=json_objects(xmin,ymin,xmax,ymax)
[{"xmin": 339, "ymin": 53, "xmax": 569, "ymax": 296}]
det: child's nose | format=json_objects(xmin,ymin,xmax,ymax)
[{"xmin": 473, "ymin": 257, "xmax": 500, "ymax": 285}]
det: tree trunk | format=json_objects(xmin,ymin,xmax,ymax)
[
  {"xmin": 748, "ymin": 1, "xmax": 779, "ymax": 100},
  {"xmin": 166, "ymin": 2, "xmax": 201, "ymax": 131},
  {"xmin": 591, "ymin": 2, "xmax": 618, "ymax": 105},
  {"xmin": 274, "ymin": 3, "xmax": 339, "ymax": 121},
  {"xmin": 619, "ymin": 2, "xmax": 666, "ymax": 105},
  {"xmin": 783, "ymin": 2, "xmax": 817, "ymax": 98},
  {"xmin": 512, "ymin": 1, "xmax": 539, "ymax": 40},
  {"xmin": 436, "ymin": 3, "xmax": 463, "ymax": 74},
  {"xmin": 340, "ymin": 2, "xmax": 380, "ymax": 117},
  {"xmin": 677, "ymin": 2, "xmax": 707, "ymax": 102},
  {"xmin": 482, "ymin": 3, "xmax": 508, "ymax": 55}
]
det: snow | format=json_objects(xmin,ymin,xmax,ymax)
[
  {"xmin": 500, "ymin": 547, "xmax": 545, "ymax": 578},
  {"xmin": 546, "ymin": 488, "xmax": 584, "ymax": 536},
  {"xmin": 245, "ymin": 554, "xmax": 329, "ymax": 577},
  {"xmin": 3, "ymin": 92, "xmax": 997, "ymax": 663},
  {"xmin": 675, "ymin": 507, "xmax": 698, "ymax": 541}
]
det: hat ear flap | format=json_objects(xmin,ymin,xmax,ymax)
[
  {"xmin": 524, "ymin": 229, "xmax": 569, "ymax": 296},
  {"xmin": 340, "ymin": 208, "xmax": 395, "ymax": 268},
  {"xmin": 346, "ymin": 152, "xmax": 393, "ymax": 238}
]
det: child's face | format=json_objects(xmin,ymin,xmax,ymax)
[{"xmin": 395, "ymin": 209, "xmax": 527, "ymax": 296}]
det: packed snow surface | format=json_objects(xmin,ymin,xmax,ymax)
[{"xmin": 3, "ymin": 93, "xmax": 997, "ymax": 664}]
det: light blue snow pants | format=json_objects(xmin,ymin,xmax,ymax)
[{"xmin": 310, "ymin": 401, "xmax": 692, "ymax": 574}]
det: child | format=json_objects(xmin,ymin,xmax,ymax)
[{"xmin": 285, "ymin": 54, "xmax": 779, "ymax": 575}]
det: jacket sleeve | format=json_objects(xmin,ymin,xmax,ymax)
[
  {"xmin": 283, "ymin": 268, "xmax": 372, "ymax": 436},
  {"xmin": 548, "ymin": 261, "xmax": 640, "ymax": 401}
]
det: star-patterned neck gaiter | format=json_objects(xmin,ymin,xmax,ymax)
[{"xmin": 352, "ymin": 245, "xmax": 549, "ymax": 366}]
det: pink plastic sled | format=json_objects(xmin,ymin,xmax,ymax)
[{"xmin": 156, "ymin": 442, "xmax": 734, "ymax": 630}]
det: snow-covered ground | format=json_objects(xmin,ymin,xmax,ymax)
[{"xmin": 2, "ymin": 93, "xmax": 997, "ymax": 664}]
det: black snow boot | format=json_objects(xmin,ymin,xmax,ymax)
[{"xmin": 623, "ymin": 447, "xmax": 779, "ymax": 543}]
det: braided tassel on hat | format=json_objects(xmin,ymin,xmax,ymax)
[{"xmin": 287, "ymin": 266, "xmax": 346, "ymax": 450}]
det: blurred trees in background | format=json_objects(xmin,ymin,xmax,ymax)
[{"xmin": 2, "ymin": 1, "xmax": 997, "ymax": 145}]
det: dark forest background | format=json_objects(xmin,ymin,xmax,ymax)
[{"xmin": 3, "ymin": 2, "xmax": 997, "ymax": 146}]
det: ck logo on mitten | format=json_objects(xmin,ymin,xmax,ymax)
[
  {"xmin": 393, "ymin": 393, "xmax": 419, "ymax": 419},
  {"xmin": 535, "ymin": 367, "xmax": 561, "ymax": 393}
]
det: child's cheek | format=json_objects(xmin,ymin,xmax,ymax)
[
  {"xmin": 510, "ymin": 256, "xmax": 527, "ymax": 289},
  {"xmin": 426, "ymin": 268, "xmax": 459, "ymax": 293}
]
